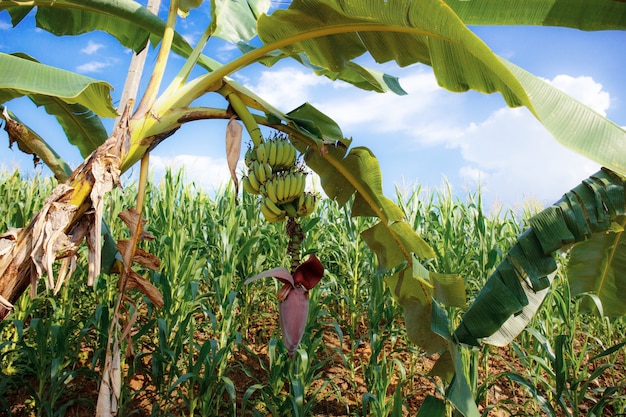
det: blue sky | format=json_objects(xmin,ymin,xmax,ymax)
[{"xmin": 1, "ymin": 3, "xmax": 625, "ymax": 212}]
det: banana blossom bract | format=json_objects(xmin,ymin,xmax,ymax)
[{"xmin": 244, "ymin": 254, "xmax": 324, "ymax": 356}]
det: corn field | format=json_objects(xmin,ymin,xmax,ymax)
[{"xmin": 0, "ymin": 169, "xmax": 624, "ymax": 416}]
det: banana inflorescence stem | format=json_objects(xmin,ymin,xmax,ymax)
[{"xmin": 286, "ymin": 217, "xmax": 304, "ymax": 273}]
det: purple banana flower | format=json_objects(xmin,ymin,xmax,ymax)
[{"xmin": 244, "ymin": 254, "xmax": 324, "ymax": 357}]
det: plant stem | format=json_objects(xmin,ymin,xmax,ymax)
[
  {"xmin": 286, "ymin": 218, "xmax": 303, "ymax": 273},
  {"xmin": 220, "ymin": 86, "xmax": 264, "ymax": 147},
  {"xmin": 133, "ymin": 0, "xmax": 179, "ymax": 119}
]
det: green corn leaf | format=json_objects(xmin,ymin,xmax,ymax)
[
  {"xmin": 0, "ymin": 52, "xmax": 116, "ymax": 118},
  {"xmin": 416, "ymin": 395, "xmax": 447, "ymax": 417},
  {"xmin": 456, "ymin": 168, "xmax": 626, "ymax": 346}
]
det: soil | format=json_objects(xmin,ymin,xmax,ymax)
[{"xmin": 2, "ymin": 318, "xmax": 624, "ymax": 417}]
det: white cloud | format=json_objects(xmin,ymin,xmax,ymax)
[
  {"xmin": 75, "ymin": 61, "xmax": 112, "ymax": 74},
  {"xmin": 244, "ymin": 67, "xmax": 333, "ymax": 111},
  {"xmin": 81, "ymin": 40, "xmax": 105, "ymax": 55},
  {"xmin": 150, "ymin": 154, "xmax": 240, "ymax": 191},
  {"xmin": 0, "ymin": 21, "xmax": 11, "ymax": 30},
  {"xmin": 451, "ymin": 73, "xmax": 611, "ymax": 206}
]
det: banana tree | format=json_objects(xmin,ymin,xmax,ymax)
[{"xmin": 1, "ymin": 0, "xmax": 625, "ymax": 415}]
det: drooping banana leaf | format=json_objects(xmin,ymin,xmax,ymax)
[
  {"xmin": 455, "ymin": 168, "xmax": 626, "ymax": 346},
  {"xmin": 567, "ymin": 216, "xmax": 626, "ymax": 317},
  {"xmin": 445, "ymin": 0, "xmax": 626, "ymax": 31},
  {"xmin": 255, "ymin": 0, "xmax": 626, "ymax": 176},
  {"xmin": 0, "ymin": 52, "xmax": 117, "ymax": 118},
  {"xmin": 5, "ymin": 53, "xmax": 110, "ymax": 158}
]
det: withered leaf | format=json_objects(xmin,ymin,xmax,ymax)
[
  {"xmin": 125, "ymin": 270, "xmax": 164, "ymax": 308},
  {"xmin": 225, "ymin": 116, "xmax": 242, "ymax": 196},
  {"xmin": 116, "ymin": 240, "xmax": 160, "ymax": 270}
]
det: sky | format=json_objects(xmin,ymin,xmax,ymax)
[{"xmin": 1, "ymin": 3, "xmax": 625, "ymax": 213}]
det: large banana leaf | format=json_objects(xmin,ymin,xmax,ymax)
[
  {"xmin": 0, "ymin": 52, "xmax": 116, "ymax": 118},
  {"xmin": 456, "ymin": 169, "xmax": 626, "ymax": 346},
  {"xmin": 5, "ymin": 53, "xmax": 109, "ymax": 158},
  {"xmin": 567, "ymin": 216, "xmax": 626, "ymax": 317},
  {"xmin": 445, "ymin": 0, "xmax": 626, "ymax": 30},
  {"xmin": 255, "ymin": 0, "xmax": 626, "ymax": 176}
]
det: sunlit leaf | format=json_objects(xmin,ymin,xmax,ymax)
[
  {"xmin": 0, "ymin": 52, "xmax": 117, "ymax": 118},
  {"xmin": 445, "ymin": 0, "xmax": 626, "ymax": 30},
  {"xmin": 568, "ymin": 216, "xmax": 626, "ymax": 317},
  {"xmin": 211, "ymin": 0, "xmax": 270, "ymax": 43},
  {"xmin": 258, "ymin": 0, "xmax": 528, "ymax": 106}
]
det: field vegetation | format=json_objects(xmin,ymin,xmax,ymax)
[{"xmin": 1, "ymin": 169, "xmax": 624, "ymax": 416}]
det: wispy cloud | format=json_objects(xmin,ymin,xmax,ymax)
[
  {"xmin": 75, "ymin": 60, "xmax": 113, "ymax": 74},
  {"xmin": 81, "ymin": 40, "xmax": 105, "ymax": 55},
  {"xmin": 150, "ymin": 154, "xmax": 241, "ymax": 191},
  {"xmin": 0, "ymin": 21, "xmax": 11, "ymax": 30}
]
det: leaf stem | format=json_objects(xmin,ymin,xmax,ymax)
[
  {"xmin": 220, "ymin": 86, "xmax": 264, "ymax": 147},
  {"xmin": 133, "ymin": 0, "xmax": 179, "ymax": 119}
]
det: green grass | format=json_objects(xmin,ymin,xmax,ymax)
[{"xmin": 0, "ymin": 169, "xmax": 624, "ymax": 416}]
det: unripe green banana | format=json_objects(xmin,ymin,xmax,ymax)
[
  {"xmin": 296, "ymin": 192, "xmax": 317, "ymax": 217},
  {"xmin": 257, "ymin": 142, "xmax": 268, "ymax": 163},
  {"xmin": 275, "ymin": 140, "xmax": 285, "ymax": 167},
  {"xmin": 260, "ymin": 199, "xmax": 285, "ymax": 222},
  {"xmin": 268, "ymin": 140, "xmax": 278, "ymax": 166},
  {"xmin": 248, "ymin": 169, "xmax": 261, "ymax": 191},
  {"xmin": 244, "ymin": 147, "xmax": 256, "ymax": 168},
  {"xmin": 264, "ymin": 178, "xmax": 279, "ymax": 204},
  {"xmin": 284, "ymin": 142, "xmax": 297, "ymax": 167},
  {"xmin": 242, "ymin": 176, "xmax": 260, "ymax": 194},
  {"xmin": 252, "ymin": 161, "xmax": 272, "ymax": 184},
  {"xmin": 263, "ymin": 196, "xmax": 286, "ymax": 217}
]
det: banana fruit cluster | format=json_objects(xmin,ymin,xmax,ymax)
[{"xmin": 242, "ymin": 135, "xmax": 317, "ymax": 222}]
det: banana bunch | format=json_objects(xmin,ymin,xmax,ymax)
[
  {"xmin": 261, "ymin": 170, "xmax": 305, "ymax": 205},
  {"xmin": 256, "ymin": 136, "xmax": 297, "ymax": 169},
  {"xmin": 242, "ymin": 160, "xmax": 272, "ymax": 195},
  {"xmin": 241, "ymin": 134, "xmax": 318, "ymax": 222}
]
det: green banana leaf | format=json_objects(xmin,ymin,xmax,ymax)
[
  {"xmin": 445, "ymin": 0, "xmax": 626, "ymax": 30},
  {"xmin": 210, "ymin": 0, "xmax": 270, "ymax": 44},
  {"xmin": 6, "ymin": 53, "xmax": 109, "ymax": 158},
  {"xmin": 0, "ymin": 52, "xmax": 116, "ymax": 118},
  {"xmin": 456, "ymin": 169, "xmax": 626, "ymax": 346},
  {"xmin": 256, "ymin": 0, "xmax": 626, "ymax": 176},
  {"xmin": 567, "ymin": 216, "xmax": 626, "ymax": 317}
]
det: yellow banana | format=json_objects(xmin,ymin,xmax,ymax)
[
  {"xmin": 248, "ymin": 169, "xmax": 261, "ymax": 191},
  {"xmin": 289, "ymin": 172, "xmax": 301, "ymax": 200},
  {"xmin": 256, "ymin": 142, "xmax": 268, "ymax": 163}
]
